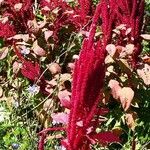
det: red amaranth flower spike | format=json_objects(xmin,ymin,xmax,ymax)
[
  {"xmin": 109, "ymin": 0, "xmax": 145, "ymax": 67},
  {"xmin": 66, "ymin": 2, "xmax": 114, "ymax": 149},
  {"xmin": 40, "ymin": 0, "xmax": 65, "ymax": 9},
  {"xmin": 78, "ymin": 0, "xmax": 92, "ymax": 22},
  {"xmin": 14, "ymin": 44, "xmax": 49, "ymax": 95},
  {"xmin": 21, "ymin": 61, "xmax": 41, "ymax": 81},
  {"xmin": 38, "ymin": 133, "xmax": 45, "ymax": 150},
  {"xmin": 90, "ymin": 131, "xmax": 121, "ymax": 146},
  {"xmin": 0, "ymin": 22, "xmax": 16, "ymax": 38},
  {"xmin": 14, "ymin": 44, "xmax": 41, "ymax": 81},
  {"xmin": 1, "ymin": 0, "xmax": 34, "ymax": 35}
]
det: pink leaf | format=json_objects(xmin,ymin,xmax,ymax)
[
  {"xmin": 106, "ymin": 44, "xmax": 116, "ymax": 57},
  {"xmin": 125, "ymin": 28, "xmax": 132, "ymax": 35},
  {"xmin": 108, "ymin": 80, "xmax": 121, "ymax": 100},
  {"xmin": 109, "ymin": 80, "xmax": 134, "ymax": 111},
  {"xmin": 47, "ymin": 63, "xmax": 61, "ymax": 75},
  {"xmin": 51, "ymin": 112, "xmax": 69, "ymax": 125},
  {"xmin": 140, "ymin": 34, "xmax": 150, "ymax": 41},
  {"xmin": 44, "ymin": 30, "xmax": 53, "ymax": 41},
  {"xmin": 12, "ymin": 34, "xmax": 29, "ymax": 42},
  {"xmin": 125, "ymin": 44, "xmax": 134, "ymax": 55},
  {"xmin": 125, "ymin": 112, "xmax": 137, "ymax": 131},
  {"xmin": 119, "ymin": 87, "xmax": 134, "ymax": 111},
  {"xmin": 58, "ymin": 90, "xmax": 71, "ymax": 108},
  {"xmin": 12, "ymin": 61, "xmax": 22, "ymax": 74},
  {"xmin": 105, "ymin": 55, "xmax": 114, "ymax": 64},
  {"xmin": 67, "ymin": 63, "xmax": 75, "ymax": 73},
  {"xmin": 0, "ymin": 47, "xmax": 8, "ymax": 60},
  {"xmin": 32, "ymin": 40, "xmax": 46, "ymax": 56},
  {"xmin": 14, "ymin": 3, "xmax": 23, "ymax": 11}
]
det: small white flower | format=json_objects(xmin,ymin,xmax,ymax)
[
  {"xmin": 72, "ymin": 55, "xmax": 79, "ymax": 60},
  {"xmin": 54, "ymin": 146, "xmax": 66, "ymax": 150},
  {"xmin": 27, "ymin": 84, "xmax": 40, "ymax": 94},
  {"xmin": 52, "ymin": 120, "xmax": 57, "ymax": 125},
  {"xmin": 20, "ymin": 46, "xmax": 30, "ymax": 55}
]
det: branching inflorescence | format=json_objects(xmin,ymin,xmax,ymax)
[
  {"xmin": 63, "ymin": 0, "xmax": 145, "ymax": 149},
  {"xmin": 65, "ymin": 1, "xmax": 116, "ymax": 149},
  {"xmin": 109, "ymin": 0, "xmax": 145, "ymax": 67},
  {"xmin": 0, "ymin": 0, "xmax": 34, "ymax": 36}
]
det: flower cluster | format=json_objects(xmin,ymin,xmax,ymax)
[{"xmin": 0, "ymin": 0, "xmax": 34, "ymax": 39}]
